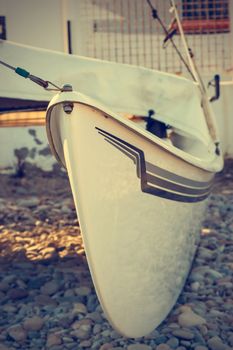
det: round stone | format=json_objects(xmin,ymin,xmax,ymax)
[
  {"xmin": 46, "ymin": 333, "xmax": 62, "ymax": 347},
  {"xmin": 7, "ymin": 288, "xmax": 28, "ymax": 300},
  {"xmin": 80, "ymin": 340, "xmax": 92, "ymax": 348},
  {"xmin": 23, "ymin": 316, "xmax": 44, "ymax": 331},
  {"xmin": 2, "ymin": 304, "xmax": 18, "ymax": 313},
  {"xmin": 190, "ymin": 281, "xmax": 200, "ymax": 291},
  {"xmin": 166, "ymin": 337, "xmax": 179, "ymax": 349},
  {"xmin": 19, "ymin": 197, "xmax": 40, "ymax": 208},
  {"xmin": 194, "ymin": 346, "xmax": 209, "ymax": 350},
  {"xmin": 0, "ymin": 282, "xmax": 9, "ymax": 292},
  {"xmin": 99, "ymin": 344, "xmax": 114, "ymax": 350},
  {"xmin": 8, "ymin": 325, "xmax": 27, "ymax": 342},
  {"xmin": 34, "ymin": 294, "xmax": 58, "ymax": 306},
  {"xmin": 207, "ymin": 336, "xmax": 228, "ymax": 350},
  {"xmin": 70, "ymin": 329, "xmax": 90, "ymax": 340},
  {"xmin": 0, "ymin": 344, "xmax": 11, "ymax": 350},
  {"xmin": 87, "ymin": 311, "xmax": 103, "ymax": 323},
  {"xmin": 75, "ymin": 286, "xmax": 92, "ymax": 296},
  {"xmin": 229, "ymin": 334, "xmax": 233, "ymax": 347},
  {"xmin": 172, "ymin": 329, "xmax": 194, "ymax": 340},
  {"xmin": 127, "ymin": 345, "xmax": 152, "ymax": 350},
  {"xmin": 178, "ymin": 311, "xmax": 206, "ymax": 327},
  {"xmin": 40, "ymin": 280, "xmax": 60, "ymax": 295},
  {"xmin": 72, "ymin": 303, "xmax": 87, "ymax": 315},
  {"xmin": 93, "ymin": 324, "xmax": 102, "ymax": 334},
  {"xmin": 156, "ymin": 344, "xmax": 172, "ymax": 350}
]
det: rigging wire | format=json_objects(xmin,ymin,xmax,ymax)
[
  {"xmin": 0, "ymin": 59, "xmax": 62, "ymax": 91},
  {"xmin": 169, "ymin": 0, "xmax": 202, "ymax": 86},
  {"xmin": 145, "ymin": 0, "xmax": 196, "ymax": 81},
  {"xmin": 145, "ymin": 0, "xmax": 220, "ymax": 152},
  {"xmin": 169, "ymin": 0, "xmax": 219, "ymax": 150}
]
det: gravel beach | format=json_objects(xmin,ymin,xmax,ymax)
[{"xmin": 0, "ymin": 159, "xmax": 232, "ymax": 350}]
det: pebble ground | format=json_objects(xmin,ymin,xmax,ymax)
[{"xmin": 0, "ymin": 160, "xmax": 232, "ymax": 350}]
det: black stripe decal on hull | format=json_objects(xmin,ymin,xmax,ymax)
[
  {"xmin": 96, "ymin": 127, "xmax": 212, "ymax": 203},
  {"xmin": 146, "ymin": 162, "xmax": 212, "ymax": 189}
]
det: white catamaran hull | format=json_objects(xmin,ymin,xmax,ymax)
[{"xmin": 46, "ymin": 91, "xmax": 217, "ymax": 338}]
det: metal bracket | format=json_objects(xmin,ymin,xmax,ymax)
[
  {"xmin": 208, "ymin": 74, "xmax": 221, "ymax": 102},
  {"xmin": 0, "ymin": 16, "xmax": 6, "ymax": 40},
  {"xmin": 62, "ymin": 84, "xmax": 74, "ymax": 114}
]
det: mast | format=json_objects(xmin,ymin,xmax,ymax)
[{"xmin": 170, "ymin": 0, "xmax": 220, "ymax": 152}]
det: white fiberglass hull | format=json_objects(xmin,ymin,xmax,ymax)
[{"xmin": 46, "ymin": 91, "xmax": 219, "ymax": 338}]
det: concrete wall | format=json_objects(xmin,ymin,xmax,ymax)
[
  {"xmin": 0, "ymin": 0, "xmax": 64, "ymax": 51},
  {"xmin": 0, "ymin": 125, "xmax": 56, "ymax": 173},
  {"xmin": 214, "ymin": 83, "xmax": 233, "ymax": 156}
]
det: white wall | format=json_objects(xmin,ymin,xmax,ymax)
[
  {"xmin": 0, "ymin": 0, "xmax": 64, "ymax": 51},
  {"xmin": 0, "ymin": 125, "xmax": 56, "ymax": 173},
  {"xmin": 0, "ymin": 0, "xmax": 63, "ymax": 171},
  {"xmin": 214, "ymin": 83, "xmax": 233, "ymax": 156}
]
